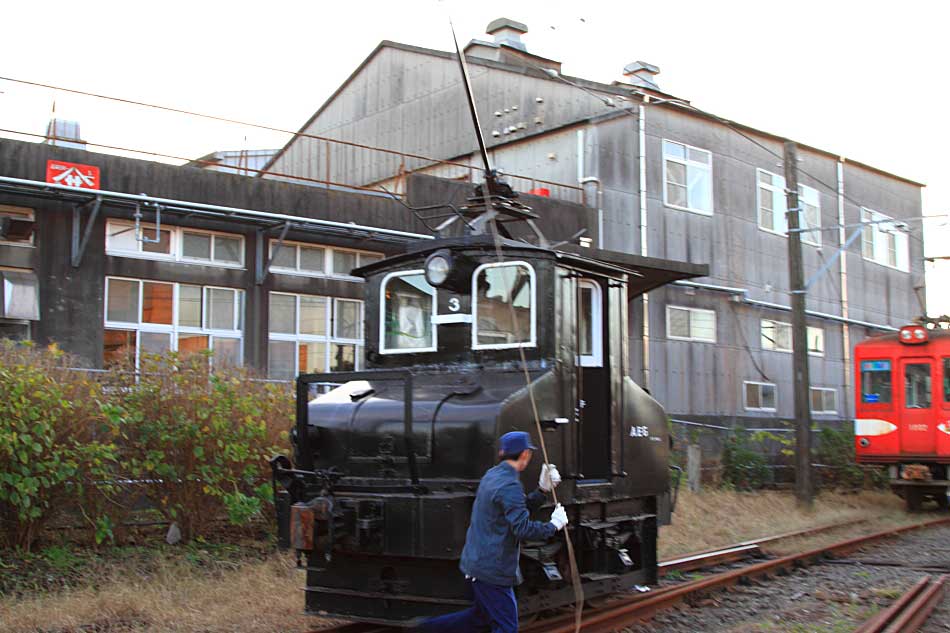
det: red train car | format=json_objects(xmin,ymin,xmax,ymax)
[{"xmin": 854, "ymin": 323, "xmax": 950, "ymax": 510}]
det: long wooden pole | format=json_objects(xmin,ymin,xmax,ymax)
[{"xmin": 783, "ymin": 140, "xmax": 814, "ymax": 507}]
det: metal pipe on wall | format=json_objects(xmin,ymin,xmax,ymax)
[
  {"xmin": 672, "ymin": 279, "xmax": 897, "ymax": 332},
  {"xmin": 638, "ymin": 101, "xmax": 650, "ymax": 390},
  {"xmin": 837, "ymin": 158, "xmax": 853, "ymax": 417},
  {"xmin": 0, "ymin": 175, "xmax": 434, "ymax": 242}
]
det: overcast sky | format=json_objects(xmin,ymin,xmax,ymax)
[{"xmin": 1, "ymin": 0, "xmax": 947, "ymax": 313}]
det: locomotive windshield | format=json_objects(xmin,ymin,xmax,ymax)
[
  {"xmin": 381, "ymin": 271, "xmax": 436, "ymax": 353},
  {"xmin": 904, "ymin": 363, "xmax": 932, "ymax": 409},
  {"xmin": 473, "ymin": 262, "xmax": 535, "ymax": 349}
]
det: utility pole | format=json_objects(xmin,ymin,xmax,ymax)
[{"xmin": 784, "ymin": 140, "xmax": 814, "ymax": 507}]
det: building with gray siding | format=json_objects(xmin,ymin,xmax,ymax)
[{"xmin": 260, "ymin": 19, "xmax": 926, "ymax": 427}]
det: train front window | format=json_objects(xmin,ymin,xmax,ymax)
[
  {"xmin": 473, "ymin": 262, "xmax": 535, "ymax": 349},
  {"xmin": 944, "ymin": 358, "xmax": 950, "ymax": 404},
  {"xmin": 381, "ymin": 271, "xmax": 436, "ymax": 353},
  {"xmin": 904, "ymin": 362, "xmax": 931, "ymax": 409},
  {"xmin": 861, "ymin": 360, "xmax": 892, "ymax": 404}
]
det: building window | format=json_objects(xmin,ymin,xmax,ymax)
[
  {"xmin": 103, "ymin": 276, "xmax": 243, "ymax": 368},
  {"xmin": 760, "ymin": 319, "xmax": 823, "ymax": 355},
  {"xmin": 0, "ymin": 205, "xmax": 35, "ymax": 246},
  {"xmin": 756, "ymin": 170, "xmax": 821, "ymax": 246},
  {"xmin": 861, "ymin": 208, "xmax": 909, "ymax": 271},
  {"xmin": 268, "ymin": 239, "xmax": 383, "ymax": 278},
  {"xmin": 761, "ymin": 319, "xmax": 792, "ymax": 352},
  {"xmin": 105, "ymin": 220, "xmax": 244, "ymax": 267},
  {"xmin": 666, "ymin": 305, "xmax": 716, "ymax": 343},
  {"xmin": 744, "ymin": 381, "xmax": 777, "ymax": 412},
  {"xmin": 472, "ymin": 262, "xmax": 536, "ymax": 350},
  {"xmin": 1, "ymin": 270, "xmax": 40, "ymax": 321},
  {"xmin": 267, "ymin": 292, "xmax": 364, "ymax": 380},
  {"xmin": 810, "ymin": 387, "xmax": 837, "ymax": 414},
  {"xmin": 807, "ymin": 326, "xmax": 824, "ymax": 356},
  {"xmin": 663, "ymin": 140, "xmax": 712, "ymax": 215}
]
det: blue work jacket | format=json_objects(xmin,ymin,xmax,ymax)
[{"xmin": 459, "ymin": 461, "xmax": 556, "ymax": 587}]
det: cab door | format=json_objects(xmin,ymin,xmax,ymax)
[{"xmin": 900, "ymin": 358, "xmax": 936, "ymax": 454}]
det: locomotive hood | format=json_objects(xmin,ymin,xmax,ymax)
[{"xmin": 301, "ymin": 367, "xmax": 559, "ymax": 482}]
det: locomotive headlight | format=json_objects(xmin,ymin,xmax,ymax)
[{"xmin": 424, "ymin": 250, "xmax": 453, "ymax": 287}]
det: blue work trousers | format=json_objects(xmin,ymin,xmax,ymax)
[{"xmin": 418, "ymin": 577, "xmax": 518, "ymax": 633}]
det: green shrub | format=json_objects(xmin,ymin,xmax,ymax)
[
  {"xmin": 0, "ymin": 342, "xmax": 119, "ymax": 550},
  {"xmin": 108, "ymin": 353, "xmax": 291, "ymax": 541},
  {"xmin": 816, "ymin": 426, "xmax": 867, "ymax": 489},
  {"xmin": 721, "ymin": 429, "xmax": 771, "ymax": 490}
]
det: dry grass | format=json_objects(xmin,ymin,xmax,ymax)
[
  {"xmin": 659, "ymin": 489, "xmax": 916, "ymax": 559},
  {"xmin": 0, "ymin": 552, "xmax": 325, "ymax": 633},
  {"xmin": 1, "ymin": 489, "xmax": 925, "ymax": 633}
]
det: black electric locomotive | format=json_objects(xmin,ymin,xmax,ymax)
[
  {"xmin": 270, "ymin": 224, "xmax": 705, "ymax": 624},
  {"xmin": 269, "ymin": 28, "xmax": 707, "ymax": 626}
]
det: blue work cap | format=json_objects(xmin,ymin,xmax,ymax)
[{"xmin": 499, "ymin": 431, "xmax": 538, "ymax": 455}]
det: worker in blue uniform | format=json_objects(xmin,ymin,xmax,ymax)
[{"xmin": 417, "ymin": 431, "xmax": 567, "ymax": 633}]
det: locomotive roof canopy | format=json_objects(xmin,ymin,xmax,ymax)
[{"xmin": 353, "ymin": 234, "xmax": 708, "ymax": 298}]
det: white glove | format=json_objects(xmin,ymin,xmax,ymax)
[
  {"xmin": 549, "ymin": 503, "xmax": 568, "ymax": 531},
  {"xmin": 539, "ymin": 464, "xmax": 562, "ymax": 492}
]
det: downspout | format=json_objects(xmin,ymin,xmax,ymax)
[
  {"xmin": 837, "ymin": 159, "xmax": 852, "ymax": 418},
  {"xmin": 639, "ymin": 101, "xmax": 650, "ymax": 390}
]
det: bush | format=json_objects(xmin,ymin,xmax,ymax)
[
  {"xmin": 815, "ymin": 426, "xmax": 869, "ymax": 489},
  {"xmin": 721, "ymin": 429, "xmax": 771, "ymax": 490},
  {"xmin": 108, "ymin": 352, "xmax": 291, "ymax": 541},
  {"xmin": 0, "ymin": 342, "xmax": 119, "ymax": 550}
]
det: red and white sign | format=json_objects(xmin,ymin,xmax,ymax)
[{"xmin": 46, "ymin": 160, "xmax": 100, "ymax": 190}]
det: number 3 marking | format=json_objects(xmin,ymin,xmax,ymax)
[{"xmin": 448, "ymin": 297, "xmax": 461, "ymax": 312}]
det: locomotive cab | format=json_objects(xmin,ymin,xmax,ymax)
[{"xmin": 272, "ymin": 234, "xmax": 706, "ymax": 624}]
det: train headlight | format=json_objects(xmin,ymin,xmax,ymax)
[
  {"xmin": 899, "ymin": 325, "xmax": 928, "ymax": 344},
  {"xmin": 425, "ymin": 251, "xmax": 452, "ymax": 287}
]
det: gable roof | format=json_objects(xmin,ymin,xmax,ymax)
[{"xmin": 260, "ymin": 40, "xmax": 925, "ymax": 189}]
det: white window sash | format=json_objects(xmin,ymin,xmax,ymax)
[
  {"xmin": 471, "ymin": 261, "xmax": 537, "ymax": 351},
  {"xmin": 379, "ymin": 270, "xmax": 438, "ymax": 354},
  {"xmin": 268, "ymin": 238, "xmax": 381, "ymax": 281},
  {"xmin": 666, "ymin": 305, "xmax": 716, "ymax": 343},
  {"xmin": 105, "ymin": 220, "xmax": 245, "ymax": 268},
  {"xmin": 662, "ymin": 139, "xmax": 713, "ymax": 215},
  {"xmin": 578, "ymin": 280, "xmax": 603, "ymax": 367},
  {"xmin": 744, "ymin": 381, "xmax": 777, "ymax": 412},
  {"xmin": 104, "ymin": 276, "xmax": 244, "ymax": 368}
]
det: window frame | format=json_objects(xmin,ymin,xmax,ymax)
[
  {"xmin": 105, "ymin": 219, "xmax": 245, "ymax": 268},
  {"xmin": 810, "ymin": 387, "xmax": 838, "ymax": 415},
  {"xmin": 860, "ymin": 207, "xmax": 909, "ymax": 272},
  {"xmin": 0, "ymin": 205, "xmax": 35, "ymax": 247},
  {"xmin": 103, "ymin": 276, "xmax": 244, "ymax": 369},
  {"xmin": 268, "ymin": 291, "xmax": 365, "ymax": 377},
  {"xmin": 666, "ymin": 305, "xmax": 717, "ymax": 343},
  {"xmin": 744, "ymin": 380, "xmax": 777, "ymax": 412},
  {"xmin": 268, "ymin": 238, "xmax": 382, "ymax": 280},
  {"xmin": 755, "ymin": 169, "xmax": 822, "ymax": 246},
  {"xmin": 471, "ymin": 261, "xmax": 537, "ymax": 351},
  {"xmin": 578, "ymin": 279, "xmax": 603, "ymax": 367},
  {"xmin": 662, "ymin": 139, "xmax": 714, "ymax": 216},
  {"xmin": 378, "ymin": 269, "xmax": 437, "ymax": 355}
]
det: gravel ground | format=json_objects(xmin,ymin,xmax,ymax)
[{"xmin": 624, "ymin": 525, "xmax": 950, "ymax": 633}]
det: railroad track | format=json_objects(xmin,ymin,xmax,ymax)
[
  {"xmin": 311, "ymin": 517, "xmax": 950, "ymax": 633},
  {"xmin": 855, "ymin": 575, "xmax": 948, "ymax": 633}
]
